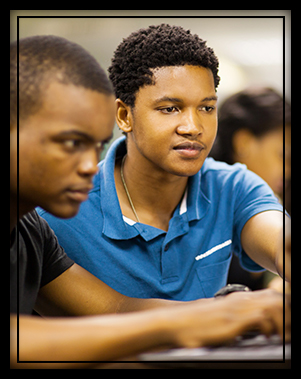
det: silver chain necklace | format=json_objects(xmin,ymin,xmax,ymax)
[{"xmin": 120, "ymin": 154, "xmax": 140, "ymax": 223}]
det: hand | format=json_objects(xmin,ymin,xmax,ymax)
[
  {"xmin": 168, "ymin": 288, "xmax": 290, "ymax": 348},
  {"xmin": 225, "ymin": 289, "xmax": 291, "ymax": 341},
  {"xmin": 276, "ymin": 217, "xmax": 291, "ymax": 283}
]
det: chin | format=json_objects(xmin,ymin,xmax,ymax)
[
  {"xmin": 172, "ymin": 160, "xmax": 205, "ymax": 177},
  {"xmin": 44, "ymin": 202, "xmax": 81, "ymax": 219},
  {"xmin": 167, "ymin": 167, "xmax": 201, "ymax": 178},
  {"xmin": 177, "ymin": 169, "xmax": 201, "ymax": 177}
]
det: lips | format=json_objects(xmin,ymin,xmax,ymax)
[
  {"xmin": 174, "ymin": 142, "xmax": 204, "ymax": 151},
  {"xmin": 173, "ymin": 141, "xmax": 205, "ymax": 158},
  {"xmin": 65, "ymin": 185, "xmax": 93, "ymax": 202}
]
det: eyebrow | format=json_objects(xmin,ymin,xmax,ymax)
[
  {"xmin": 56, "ymin": 130, "xmax": 113, "ymax": 143},
  {"xmin": 153, "ymin": 95, "xmax": 218, "ymax": 105},
  {"xmin": 201, "ymin": 96, "xmax": 218, "ymax": 102},
  {"xmin": 153, "ymin": 97, "xmax": 183, "ymax": 104}
]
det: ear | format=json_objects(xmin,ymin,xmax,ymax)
[{"xmin": 115, "ymin": 99, "xmax": 133, "ymax": 134}]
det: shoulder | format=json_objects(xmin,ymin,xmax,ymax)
[
  {"xmin": 201, "ymin": 157, "xmax": 269, "ymax": 190},
  {"xmin": 25, "ymin": 211, "xmax": 75, "ymax": 287},
  {"xmin": 19, "ymin": 209, "xmax": 42, "ymax": 228},
  {"xmin": 200, "ymin": 158, "xmax": 280, "ymax": 215},
  {"xmin": 201, "ymin": 157, "xmax": 250, "ymax": 192},
  {"xmin": 19, "ymin": 210, "xmax": 49, "ymax": 243},
  {"xmin": 18, "ymin": 211, "xmax": 69, "ymax": 269},
  {"xmin": 22, "ymin": 210, "xmax": 64, "ymax": 250},
  {"xmin": 202, "ymin": 157, "xmax": 247, "ymax": 177}
]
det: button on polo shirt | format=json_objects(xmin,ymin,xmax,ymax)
[{"xmin": 37, "ymin": 136, "xmax": 284, "ymax": 300}]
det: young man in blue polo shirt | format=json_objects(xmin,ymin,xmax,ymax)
[{"xmin": 38, "ymin": 24, "xmax": 289, "ymax": 301}]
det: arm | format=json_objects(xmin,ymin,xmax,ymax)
[
  {"xmin": 11, "ymin": 288, "xmax": 289, "ymax": 368},
  {"xmin": 10, "ymin": 310, "xmax": 170, "ymax": 368},
  {"xmin": 241, "ymin": 210, "xmax": 291, "ymax": 280},
  {"xmin": 35, "ymin": 263, "xmax": 212, "ymax": 317},
  {"xmin": 275, "ymin": 216, "xmax": 291, "ymax": 282},
  {"xmin": 9, "ymin": 312, "xmax": 178, "ymax": 368}
]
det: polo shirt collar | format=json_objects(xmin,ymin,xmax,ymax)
[
  {"xmin": 100, "ymin": 136, "xmax": 210, "ymax": 241},
  {"xmin": 187, "ymin": 169, "xmax": 211, "ymax": 222},
  {"xmin": 101, "ymin": 137, "xmax": 140, "ymax": 240}
]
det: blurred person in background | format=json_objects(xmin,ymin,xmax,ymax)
[{"xmin": 210, "ymin": 87, "xmax": 291, "ymax": 290}]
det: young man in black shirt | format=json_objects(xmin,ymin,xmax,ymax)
[{"xmin": 10, "ymin": 34, "xmax": 290, "ymax": 368}]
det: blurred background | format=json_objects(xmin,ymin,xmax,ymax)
[
  {"xmin": 11, "ymin": 10, "xmax": 290, "ymax": 155},
  {"xmin": 11, "ymin": 11, "xmax": 290, "ymax": 98}
]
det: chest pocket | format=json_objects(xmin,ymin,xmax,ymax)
[{"xmin": 196, "ymin": 255, "xmax": 232, "ymax": 298}]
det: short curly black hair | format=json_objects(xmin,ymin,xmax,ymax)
[
  {"xmin": 11, "ymin": 35, "xmax": 113, "ymax": 125},
  {"xmin": 108, "ymin": 23, "xmax": 220, "ymax": 108}
]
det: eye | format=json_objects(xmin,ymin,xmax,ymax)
[
  {"xmin": 96, "ymin": 141, "xmax": 103, "ymax": 150},
  {"xmin": 159, "ymin": 106, "xmax": 179, "ymax": 114},
  {"xmin": 200, "ymin": 106, "xmax": 215, "ymax": 113},
  {"xmin": 63, "ymin": 139, "xmax": 83, "ymax": 149}
]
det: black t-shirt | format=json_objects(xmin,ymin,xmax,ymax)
[{"xmin": 10, "ymin": 210, "xmax": 74, "ymax": 315}]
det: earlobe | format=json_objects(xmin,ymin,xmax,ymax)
[{"xmin": 115, "ymin": 99, "xmax": 133, "ymax": 133}]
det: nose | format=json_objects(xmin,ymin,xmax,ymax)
[
  {"xmin": 77, "ymin": 150, "xmax": 99, "ymax": 178},
  {"xmin": 176, "ymin": 109, "xmax": 203, "ymax": 138}
]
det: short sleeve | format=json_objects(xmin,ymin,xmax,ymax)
[
  {"xmin": 232, "ymin": 165, "xmax": 283, "ymax": 272},
  {"xmin": 37, "ymin": 212, "xmax": 74, "ymax": 287}
]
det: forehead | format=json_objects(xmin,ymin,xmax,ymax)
[
  {"xmin": 135, "ymin": 65, "xmax": 216, "ymax": 105},
  {"xmin": 23, "ymin": 81, "xmax": 115, "ymax": 140}
]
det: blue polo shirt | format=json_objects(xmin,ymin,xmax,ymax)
[{"xmin": 37, "ymin": 136, "xmax": 283, "ymax": 300}]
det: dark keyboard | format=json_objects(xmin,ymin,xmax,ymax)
[{"xmin": 139, "ymin": 334, "xmax": 290, "ymax": 361}]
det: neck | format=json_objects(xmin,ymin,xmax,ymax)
[{"xmin": 115, "ymin": 153, "xmax": 188, "ymax": 231}]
